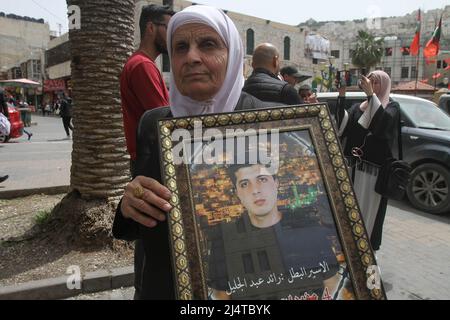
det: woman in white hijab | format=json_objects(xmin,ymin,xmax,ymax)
[
  {"xmin": 113, "ymin": 5, "xmax": 277, "ymax": 300},
  {"xmin": 335, "ymin": 70, "xmax": 405, "ymax": 252}
]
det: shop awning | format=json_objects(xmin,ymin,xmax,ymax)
[{"xmin": 0, "ymin": 78, "xmax": 41, "ymax": 88}]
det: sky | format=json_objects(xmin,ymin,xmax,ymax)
[{"xmin": 0, "ymin": 0, "xmax": 448, "ymax": 34}]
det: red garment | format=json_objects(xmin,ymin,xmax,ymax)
[{"xmin": 120, "ymin": 51, "xmax": 169, "ymax": 160}]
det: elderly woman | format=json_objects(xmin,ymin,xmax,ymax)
[
  {"xmin": 112, "ymin": 5, "xmax": 278, "ymax": 300},
  {"xmin": 336, "ymin": 70, "xmax": 405, "ymax": 252}
]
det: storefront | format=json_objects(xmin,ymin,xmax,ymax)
[{"xmin": 43, "ymin": 78, "xmax": 71, "ymax": 104}]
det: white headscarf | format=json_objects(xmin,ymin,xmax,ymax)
[{"xmin": 167, "ymin": 5, "xmax": 244, "ymax": 117}]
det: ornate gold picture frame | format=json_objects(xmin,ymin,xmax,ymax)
[{"xmin": 158, "ymin": 104, "xmax": 386, "ymax": 300}]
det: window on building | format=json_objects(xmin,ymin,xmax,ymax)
[
  {"xmin": 444, "ymin": 61, "xmax": 448, "ymax": 69},
  {"xmin": 162, "ymin": 54, "xmax": 170, "ymax": 72},
  {"xmin": 385, "ymin": 48, "xmax": 393, "ymax": 56},
  {"xmin": 246, "ymin": 29, "xmax": 255, "ymax": 55},
  {"xmin": 349, "ymin": 49, "xmax": 355, "ymax": 58},
  {"xmin": 437, "ymin": 60, "xmax": 442, "ymax": 69},
  {"xmin": 401, "ymin": 67, "xmax": 409, "ymax": 79},
  {"xmin": 411, "ymin": 66, "xmax": 417, "ymax": 79},
  {"xmin": 312, "ymin": 58, "xmax": 318, "ymax": 65},
  {"xmin": 384, "ymin": 67, "xmax": 392, "ymax": 77},
  {"xmin": 242, "ymin": 253, "xmax": 254, "ymax": 274},
  {"xmin": 257, "ymin": 251, "xmax": 271, "ymax": 272},
  {"xmin": 401, "ymin": 47, "xmax": 410, "ymax": 56},
  {"xmin": 284, "ymin": 37, "xmax": 291, "ymax": 60},
  {"xmin": 331, "ymin": 50, "xmax": 340, "ymax": 59},
  {"xmin": 31, "ymin": 60, "xmax": 41, "ymax": 79}
]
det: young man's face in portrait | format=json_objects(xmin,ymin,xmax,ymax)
[{"xmin": 234, "ymin": 164, "xmax": 279, "ymax": 219}]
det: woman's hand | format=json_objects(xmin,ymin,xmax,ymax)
[
  {"xmin": 359, "ymin": 75, "xmax": 374, "ymax": 97},
  {"xmin": 304, "ymin": 93, "xmax": 319, "ymax": 104},
  {"xmin": 120, "ymin": 176, "xmax": 173, "ymax": 228}
]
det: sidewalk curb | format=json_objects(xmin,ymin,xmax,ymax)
[
  {"xmin": 0, "ymin": 186, "xmax": 70, "ymax": 200},
  {"xmin": 0, "ymin": 266, "xmax": 134, "ymax": 300}
]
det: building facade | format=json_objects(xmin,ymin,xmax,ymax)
[
  {"xmin": 0, "ymin": 13, "xmax": 50, "ymax": 77},
  {"xmin": 302, "ymin": 6, "xmax": 450, "ymax": 87},
  {"xmin": 44, "ymin": 33, "xmax": 71, "ymax": 103}
]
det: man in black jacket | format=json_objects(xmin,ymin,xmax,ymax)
[
  {"xmin": 60, "ymin": 93, "xmax": 74, "ymax": 139},
  {"xmin": 243, "ymin": 43, "xmax": 301, "ymax": 106}
]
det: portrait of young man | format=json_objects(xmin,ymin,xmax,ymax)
[{"xmin": 203, "ymin": 149, "xmax": 347, "ymax": 300}]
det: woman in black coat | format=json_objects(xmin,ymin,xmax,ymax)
[{"xmin": 336, "ymin": 71, "xmax": 400, "ymax": 251}]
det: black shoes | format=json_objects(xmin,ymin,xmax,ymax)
[
  {"xmin": 0, "ymin": 175, "xmax": 8, "ymax": 183},
  {"xmin": 27, "ymin": 133, "xmax": 33, "ymax": 141}
]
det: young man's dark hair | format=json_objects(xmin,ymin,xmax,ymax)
[
  {"xmin": 227, "ymin": 162, "xmax": 277, "ymax": 187},
  {"xmin": 139, "ymin": 4, "xmax": 175, "ymax": 40}
]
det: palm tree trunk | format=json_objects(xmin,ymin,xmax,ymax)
[
  {"xmin": 68, "ymin": 0, "xmax": 134, "ymax": 200},
  {"xmin": 41, "ymin": 0, "xmax": 135, "ymax": 246}
]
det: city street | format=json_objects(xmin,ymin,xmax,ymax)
[
  {"xmin": 0, "ymin": 115, "xmax": 72, "ymax": 192},
  {"xmin": 378, "ymin": 200, "xmax": 450, "ymax": 300}
]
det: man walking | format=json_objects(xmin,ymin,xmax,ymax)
[
  {"xmin": 121, "ymin": 4, "xmax": 175, "ymax": 173},
  {"xmin": 60, "ymin": 93, "xmax": 73, "ymax": 139}
]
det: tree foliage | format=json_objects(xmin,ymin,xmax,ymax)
[{"xmin": 351, "ymin": 30, "xmax": 384, "ymax": 74}]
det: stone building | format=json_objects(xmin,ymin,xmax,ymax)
[
  {"xmin": 0, "ymin": 13, "xmax": 50, "ymax": 78},
  {"xmin": 301, "ymin": 6, "xmax": 450, "ymax": 86}
]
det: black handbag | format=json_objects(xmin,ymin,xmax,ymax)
[{"xmin": 375, "ymin": 110, "xmax": 412, "ymax": 200}]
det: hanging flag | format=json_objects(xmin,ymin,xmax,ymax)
[
  {"xmin": 444, "ymin": 65, "xmax": 450, "ymax": 71},
  {"xmin": 424, "ymin": 16, "xmax": 442, "ymax": 58},
  {"xmin": 410, "ymin": 9, "xmax": 421, "ymax": 56}
]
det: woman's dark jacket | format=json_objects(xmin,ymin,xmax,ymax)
[{"xmin": 337, "ymin": 96, "xmax": 400, "ymax": 166}]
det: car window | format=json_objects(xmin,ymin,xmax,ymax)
[{"xmin": 396, "ymin": 97, "xmax": 450, "ymax": 131}]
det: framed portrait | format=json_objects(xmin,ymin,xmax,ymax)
[{"xmin": 158, "ymin": 104, "xmax": 386, "ymax": 300}]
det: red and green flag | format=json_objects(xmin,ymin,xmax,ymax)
[
  {"xmin": 424, "ymin": 16, "xmax": 442, "ymax": 58},
  {"xmin": 410, "ymin": 9, "xmax": 421, "ymax": 56}
]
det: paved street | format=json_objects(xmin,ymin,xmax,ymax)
[
  {"xmin": 0, "ymin": 115, "xmax": 72, "ymax": 192},
  {"xmin": 378, "ymin": 200, "xmax": 450, "ymax": 300}
]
